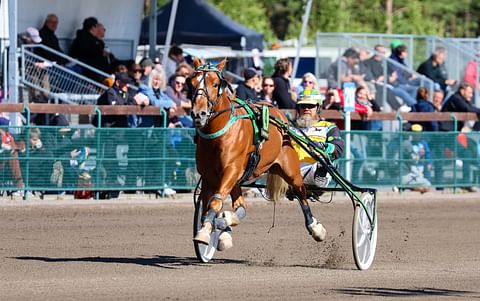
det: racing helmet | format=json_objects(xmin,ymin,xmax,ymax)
[{"xmin": 297, "ymin": 89, "xmax": 324, "ymax": 107}]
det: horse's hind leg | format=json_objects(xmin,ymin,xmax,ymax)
[
  {"xmin": 217, "ymin": 185, "xmax": 247, "ymax": 228},
  {"xmin": 275, "ymin": 148, "xmax": 327, "ymax": 242}
]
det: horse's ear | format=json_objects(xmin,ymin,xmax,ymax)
[
  {"xmin": 216, "ymin": 58, "xmax": 227, "ymax": 71},
  {"xmin": 193, "ymin": 57, "xmax": 204, "ymax": 69}
]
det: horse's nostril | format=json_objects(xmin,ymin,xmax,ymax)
[{"xmin": 200, "ymin": 111, "xmax": 208, "ymax": 117}]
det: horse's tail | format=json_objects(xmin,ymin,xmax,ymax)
[{"xmin": 265, "ymin": 173, "xmax": 288, "ymax": 203}]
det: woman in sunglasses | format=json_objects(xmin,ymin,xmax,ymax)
[
  {"xmin": 296, "ymin": 72, "xmax": 318, "ymax": 96},
  {"xmin": 292, "ymin": 89, "xmax": 344, "ymax": 189},
  {"xmin": 258, "ymin": 77, "xmax": 277, "ymax": 106}
]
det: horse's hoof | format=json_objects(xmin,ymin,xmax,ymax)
[
  {"xmin": 217, "ymin": 231, "xmax": 233, "ymax": 251},
  {"xmin": 220, "ymin": 211, "xmax": 240, "ymax": 227},
  {"xmin": 308, "ymin": 219, "xmax": 326, "ymax": 242},
  {"xmin": 194, "ymin": 227, "xmax": 211, "ymax": 245}
]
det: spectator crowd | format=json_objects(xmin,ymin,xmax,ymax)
[{"xmin": 1, "ymin": 14, "xmax": 480, "ymax": 196}]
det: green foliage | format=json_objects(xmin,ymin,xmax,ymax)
[
  {"xmin": 149, "ymin": 0, "xmax": 480, "ymax": 44},
  {"xmin": 209, "ymin": 0, "xmax": 276, "ymax": 42}
]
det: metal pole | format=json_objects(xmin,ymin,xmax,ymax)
[
  {"xmin": 292, "ymin": 0, "xmax": 312, "ymax": 85},
  {"xmin": 345, "ymin": 112, "xmax": 352, "ymax": 181},
  {"xmin": 7, "ymin": 0, "xmax": 18, "ymax": 125},
  {"xmin": 162, "ymin": 0, "xmax": 179, "ymax": 68},
  {"xmin": 148, "ymin": 0, "xmax": 157, "ymax": 59},
  {"xmin": 240, "ymin": 36, "xmax": 247, "ymax": 69}
]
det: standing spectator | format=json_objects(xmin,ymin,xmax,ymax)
[
  {"xmin": 324, "ymin": 48, "xmax": 366, "ymax": 89},
  {"xmin": 37, "ymin": 14, "xmax": 68, "ymax": 65},
  {"xmin": 236, "ymin": 67, "xmax": 260, "ymax": 101},
  {"xmin": 258, "ymin": 77, "xmax": 277, "ymax": 106},
  {"xmin": 295, "ymin": 72, "xmax": 317, "ymax": 96},
  {"xmin": 94, "ymin": 22, "xmax": 116, "ymax": 73},
  {"xmin": 139, "ymin": 58, "xmax": 154, "ymax": 85},
  {"xmin": 417, "ymin": 47, "xmax": 456, "ymax": 92},
  {"xmin": 69, "ymin": 17, "xmax": 108, "ymax": 81},
  {"xmin": 411, "ymin": 87, "xmax": 439, "ymax": 132},
  {"xmin": 463, "ymin": 52, "xmax": 480, "ymax": 89},
  {"xmin": 165, "ymin": 45, "xmax": 185, "ymax": 80},
  {"xmin": 272, "ymin": 57, "xmax": 296, "ymax": 109}
]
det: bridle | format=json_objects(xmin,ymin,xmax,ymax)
[{"xmin": 192, "ymin": 63, "xmax": 232, "ymax": 119}]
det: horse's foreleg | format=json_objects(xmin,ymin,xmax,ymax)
[{"xmin": 194, "ymin": 167, "xmax": 241, "ymax": 245}]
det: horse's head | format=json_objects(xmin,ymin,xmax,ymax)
[{"xmin": 190, "ymin": 57, "xmax": 229, "ymax": 128}]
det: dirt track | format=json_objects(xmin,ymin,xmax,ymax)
[{"xmin": 0, "ymin": 192, "xmax": 479, "ymax": 300}]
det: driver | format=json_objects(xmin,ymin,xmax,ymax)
[{"xmin": 292, "ymin": 89, "xmax": 344, "ymax": 188}]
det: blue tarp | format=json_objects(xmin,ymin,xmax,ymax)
[{"xmin": 139, "ymin": 0, "xmax": 264, "ymax": 50}]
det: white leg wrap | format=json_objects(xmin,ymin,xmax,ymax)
[
  {"xmin": 217, "ymin": 231, "xmax": 233, "ymax": 251},
  {"xmin": 219, "ymin": 211, "xmax": 240, "ymax": 227},
  {"xmin": 308, "ymin": 217, "xmax": 327, "ymax": 242}
]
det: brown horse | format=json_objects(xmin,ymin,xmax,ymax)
[{"xmin": 190, "ymin": 58, "xmax": 325, "ymax": 250}]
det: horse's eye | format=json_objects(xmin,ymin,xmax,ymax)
[{"xmin": 213, "ymin": 83, "xmax": 219, "ymax": 88}]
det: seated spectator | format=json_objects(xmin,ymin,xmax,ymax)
[
  {"xmin": 127, "ymin": 62, "xmax": 143, "ymax": 88},
  {"xmin": 441, "ymin": 82, "xmax": 480, "ymax": 131},
  {"xmin": 37, "ymin": 14, "xmax": 68, "ymax": 65},
  {"xmin": 295, "ymin": 72, "xmax": 317, "ymax": 96},
  {"xmin": 236, "ymin": 67, "xmax": 260, "ymax": 101},
  {"xmin": 175, "ymin": 62, "xmax": 194, "ymax": 78},
  {"xmin": 94, "ymin": 72, "xmax": 134, "ymax": 128},
  {"xmin": 272, "ymin": 57, "xmax": 296, "ymax": 109},
  {"xmin": 18, "ymin": 27, "xmax": 42, "ymax": 46},
  {"xmin": 138, "ymin": 66, "xmax": 175, "ymax": 127},
  {"xmin": 258, "ymin": 76, "xmax": 277, "ymax": 106},
  {"xmin": 27, "ymin": 128, "xmax": 54, "ymax": 190},
  {"xmin": 433, "ymin": 89, "xmax": 445, "ymax": 111},
  {"xmin": 351, "ymin": 86, "xmax": 382, "ymax": 131},
  {"xmin": 411, "ymin": 87, "xmax": 439, "ymax": 132},
  {"xmin": 324, "ymin": 48, "xmax": 366, "ymax": 89},
  {"xmin": 388, "ymin": 40, "xmax": 420, "ymax": 107},
  {"xmin": 323, "ymin": 88, "xmax": 342, "ymax": 111},
  {"xmin": 400, "ymin": 124, "xmax": 432, "ymax": 193},
  {"xmin": 69, "ymin": 17, "xmax": 109, "ymax": 81},
  {"xmin": 417, "ymin": 46, "xmax": 456, "ymax": 92},
  {"xmin": 165, "ymin": 74, "xmax": 192, "ymax": 119},
  {"xmin": 0, "ymin": 128, "xmax": 25, "ymax": 193},
  {"xmin": 361, "ymin": 44, "xmax": 408, "ymax": 111},
  {"xmin": 463, "ymin": 52, "xmax": 480, "ymax": 89}
]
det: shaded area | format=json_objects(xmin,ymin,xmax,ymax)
[
  {"xmin": 13, "ymin": 255, "xmax": 246, "ymax": 269},
  {"xmin": 334, "ymin": 287, "xmax": 480, "ymax": 298}
]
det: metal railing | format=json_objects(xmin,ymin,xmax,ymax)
[
  {"xmin": 315, "ymin": 33, "xmax": 435, "ymax": 110},
  {"xmin": 0, "ymin": 104, "xmax": 478, "ymax": 198},
  {"xmin": 21, "ymin": 44, "xmax": 110, "ymax": 105}
]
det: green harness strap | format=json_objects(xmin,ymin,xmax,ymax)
[{"xmin": 197, "ymin": 98, "xmax": 268, "ymax": 145}]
